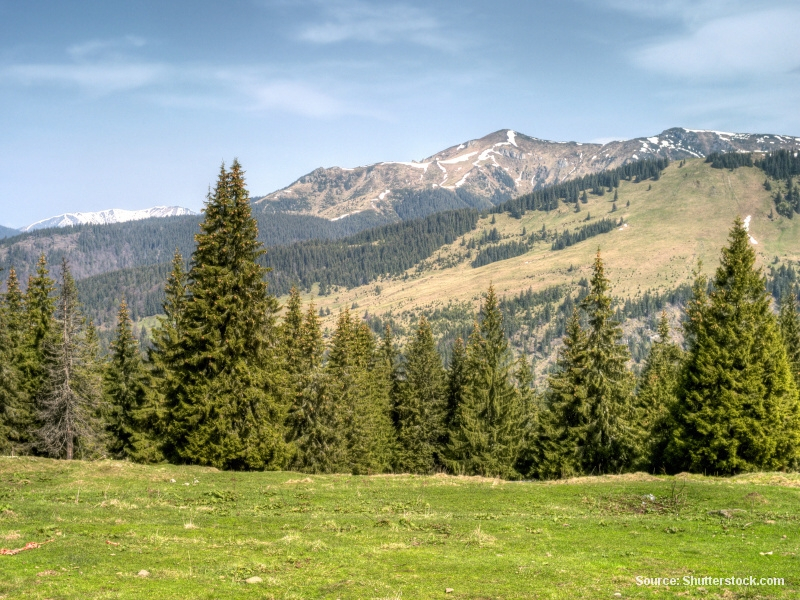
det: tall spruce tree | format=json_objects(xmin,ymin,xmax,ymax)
[
  {"xmin": 778, "ymin": 289, "xmax": 800, "ymax": 390},
  {"xmin": 535, "ymin": 309, "xmax": 589, "ymax": 479},
  {"xmin": 578, "ymin": 250, "xmax": 638, "ymax": 473},
  {"xmin": 636, "ymin": 312, "xmax": 683, "ymax": 469},
  {"xmin": 0, "ymin": 268, "xmax": 27, "ymax": 454},
  {"xmin": 163, "ymin": 161, "xmax": 289, "ymax": 470},
  {"xmin": 136, "ymin": 250, "xmax": 186, "ymax": 463},
  {"xmin": 325, "ymin": 309, "xmax": 395, "ymax": 474},
  {"xmin": 512, "ymin": 353, "xmax": 541, "ymax": 477},
  {"xmin": 105, "ymin": 299, "xmax": 148, "ymax": 459},
  {"xmin": 666, "ymin": 219, "xmax": 800, "ymax": 473},
  {"xmin": 447, "ymin": 286, "xmax": 523, "ymax": 478},
  {"xmin": 394, "ymin": 316, "xmax": 447, "ymax": 473},
  {"xmin": 21, "ymin": 255, "xmax": 56, "ymax": 409},
  {"xmin": 285, "ymin": 298, "xmax": 336, "ymax": 473},
  {"xmin": 445, "ymin": 337, "xmax": 467, "ymax": 435},
  {"xmin": 36, "ymin": 259, "xmax": 104, "ymax": 459}
]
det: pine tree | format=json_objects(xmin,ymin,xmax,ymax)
[
  {"xmin": 666, "ymin": 219, "xmax": 800, "ymax": 473},
  {"xmin": 286, "ymin": 299, "xmax": 335, "ymax": 472},
  {"xmin": 325, "ymin": 309, "xmax": 395, "ymax": 474},
  {"xmin": 21, "ymin": 255, "xmax": 56, "ymax": 403},
  {"xmin": 513, "ymin": 353, "xmax": 541, "ymax": 477},
  {"xmin": 164, "ymin": 161, "xmax": 289, "ymax": 470},
  {"xmin": 105, "ymin": 299, "xmax": 148, "ymax": 459},
  {"xmin": 778, "ymin": 289, "xmax": 800, "ymax": 390},
  {"xmin": 137, "ymin": 250, "xmax": 186, "ymax": 463},
  {"xmin": 36, "ymin": 259, "xmax": 104, "ymax": 460},
  {"xmin": 578, "ymin": 251, "xmax": 638, "ymax": 473},
  {"xmin": 636, "ymin": 312, "xmax": 683, "ymax": 469},
  {"xmin": 0, "ymin": 268, "xmax": 28, "ymax": 454},
  {"xmin": 394, "ymin": 316, "xmax": 447, "ymax": 473},
  {"xmin": 445, "ymin": 337, "xmax": 467, "ymax": 435},
  {"xmin": 535, "ymin": 309, "xmax": 589, "ymax": 479},
  {"xmin": 447, "ymin": 286, "xmax": 523, "ymax": 478}
]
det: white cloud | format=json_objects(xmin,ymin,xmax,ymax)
[
  {"xmin": 296, "ymin": 0, "xmax": 458, "ymax": 50},
  {"xmin": 68, "ymin": 35, "xmax": 147, "ymax": 59},
  {"xmin": 3, "ymin": 62, "xmax": 166, "ymax": 93},
  {"xmin": 633, "ymin": 8, "xmax": 800, "ymax": 80}
]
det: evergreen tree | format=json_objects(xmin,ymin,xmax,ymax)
[
  {"xmin": 535, "ymin": 309, "xmax": 589, "ymax": 479},
  {"xmin": 666, "ymin": 220, "xmax": 800, "ymax": 473},
  {"xmin": 163, "ymin": 161, "xmax": 289, "ymax": 470},
  {"xmin": 36, "ymin": 259, "xmax": 104, "ymax": 459},
  {"xmin": 21, "ymin": 255, "xmax": 56, "ymax": 404},
  {"xmin": 325, "ymin": 309, "xmax": 395, "ymax": 474},
  {"xmin": 447, "ymin": 286, "xmax": 523, "ymax": 478},
  {"xmin": 105, "ymin": 299, "xmax": 148, "ymax": 459},
  {"xmin": 512, "ymin": 353, "xmax": 541, "ymax": 477},
  {"xmin": 137, "ymin": 250, "xmax": 186, "ymax": 463},
  {"xmin": 445, "ymin": 337, "xmax": 467, "ymax": 434},
  {"xmin": 778, "ymin": 289, "xmax": 800, "ymax": 390},
  {"xmin": 636, "ymin": 312, "xmax": 683, "ymax": 469},
  {"xmin": 578, "ymin": 251, "xmax": 638, "ymax": 473},
  {"xmin": 286, "ymin": 299, "xmax": 336, "ymax": 472},
  {"xmin": 0, "ymin": 268, "xmax": 27, "ymax": 454},
  {"xmin": 394, "ymin": 316, "xmax": 447, "ymax": 473}
]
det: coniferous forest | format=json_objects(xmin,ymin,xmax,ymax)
[{"xmin": 2, "ymin": 161, "xmax": 800, "ymax": 478}]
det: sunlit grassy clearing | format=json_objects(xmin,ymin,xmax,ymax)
[{"xmin": 1, "ymin": 458, "xmax": 798, "ymax": 599}]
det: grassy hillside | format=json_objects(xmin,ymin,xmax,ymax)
[
  {"xmin": 1, "ymin": 457, "xmax": 798, "ymax": 599},
  {"xmin": 303, "ymin": 159, "xmax": 798, "ymax": 332}
]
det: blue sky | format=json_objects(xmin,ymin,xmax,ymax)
[{"xmin": 1, "ymin": 0, "xmax": 799, "ymax": 228}]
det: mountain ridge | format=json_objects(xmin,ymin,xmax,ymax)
[
  {"xmin": 21, "ymin": 206, "xmax": 196, "ymax": 232},
  {"xmin": 254, "ymin": 127, "xmax": 800, "ymax": 221}
]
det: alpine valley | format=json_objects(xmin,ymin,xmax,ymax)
[{"xmin": 2, "ymin": 127, "xmax": 800, "ymax": 375}]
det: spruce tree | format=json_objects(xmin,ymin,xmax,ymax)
[
  {"xmin": 536, "ymin": 309, "xmax": 589, "ymax": 479},
  {"xmin": 105, "ymin": 299, "xmax": 148, "ymax": 459},
  {"xmin": 636, "ymin": 312, "xmax": 683, "ymax": 469},
  {"xmin": 286, "ymin": 299, "xmax": 335, "ymax": 473},
  {"xmin": 164, "ymin": 161, "xmax": 289, "ymax": 470},
  {"xmin": 21, "ymin": 255, "xmax": 55, "ymax": 404},
  {"xmin": 0, "ymin": 268, "xmax": 27, "ymax": 454},
  {"xmin": 36, "ymin": 259, "xmax": 104, "ymax": 459},
  {"xmin": 512, "ymin": 353, "xmax": 541, "ymax": 477},
  {"xmin": 447, "ymin": 286, "xmax": 523, "ymax": 478},
  {"xmin": 666, "ymin": 219, "xmax": 800, "ymax": 473},
  {"xmin": 445, "ymin": 337, "xmax": 467, "ymax": 434},
  {"xmin": 578, "ymin": 251, "xmax": 638, "ymax": 473},
  {"xmin": 394, "ymin": 316, "xmax": 447, "ymax": 473},
  {"xmin": 325, "ymin": 309, "xmax": 395, "ymax": 474},
  {"xmin": 778, "ymin": 289, "xmax": 800, "ymax": 390},
  {"xmin": 137, "ymin": 249, "xmax": 186, "ymax": 463}
]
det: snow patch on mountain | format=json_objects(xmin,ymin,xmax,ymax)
[{"xmin": 22, "ymin": 206, "xmax": 196, "ymax": 232}]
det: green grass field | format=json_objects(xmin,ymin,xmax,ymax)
[{"xmin": 1, "ymin": 458, "xmax": 798, "ymax": 599}]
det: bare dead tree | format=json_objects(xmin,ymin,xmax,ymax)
[{"xmin": 36, "ymin": 258, "xmax": 104, "ymax": 460}]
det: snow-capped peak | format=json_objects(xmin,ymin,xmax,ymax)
[{"xmin": 21, "ymin": 206, "xmax": 196, "ymax": 232}]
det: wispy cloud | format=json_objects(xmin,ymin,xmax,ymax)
[
  {"xmin": 67, "ymin": 35, "xmax": 147, "ymax": 60},
  {"xmin": 632, "ymin": 8, "xmax": 800, "ymax": 80},
  {"xmin": 296, "ymin": 0, "xmax": 459, "ymax": 51},
  {"xmin": 0, "ymin": 37, "xmax": 368, "ymax": 118}
]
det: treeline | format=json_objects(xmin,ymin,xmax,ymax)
[
  {"xmin": 471, "ymin": 241, "xmax": 529, "ymax": 268},
  {"xmin": 551, "ymin": 218, "xmax": 618, "ymax": 250},
  {"xmin": 262, "ymin": 209, "xmax": 479, "ymax": 296},
  {"xmin": 494, "ymin": 158, "xmax": 669, "ymax": 218},
  {"xmin": 0, "ymin": 209, "xmax": 389, "ymax": 290},
  {"xmin": 706, "ymin": 152, "xmax": 754, "ymax": 170},
  {"xmin": 3, "ymin": 161, "xmax": 799, "ymax": 478}
]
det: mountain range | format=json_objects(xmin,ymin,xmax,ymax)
[
  {"xmin": 19, "ymin": 206, "xmax": 196, "ymax": 232},
  {"xmin": 254, "ymin": 127, "xmax": 800, "ymax": 221}
]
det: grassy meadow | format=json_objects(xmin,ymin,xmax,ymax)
[{"xmin": 1, "ymin": 458, "xmax": 798, "ymax": 599}]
